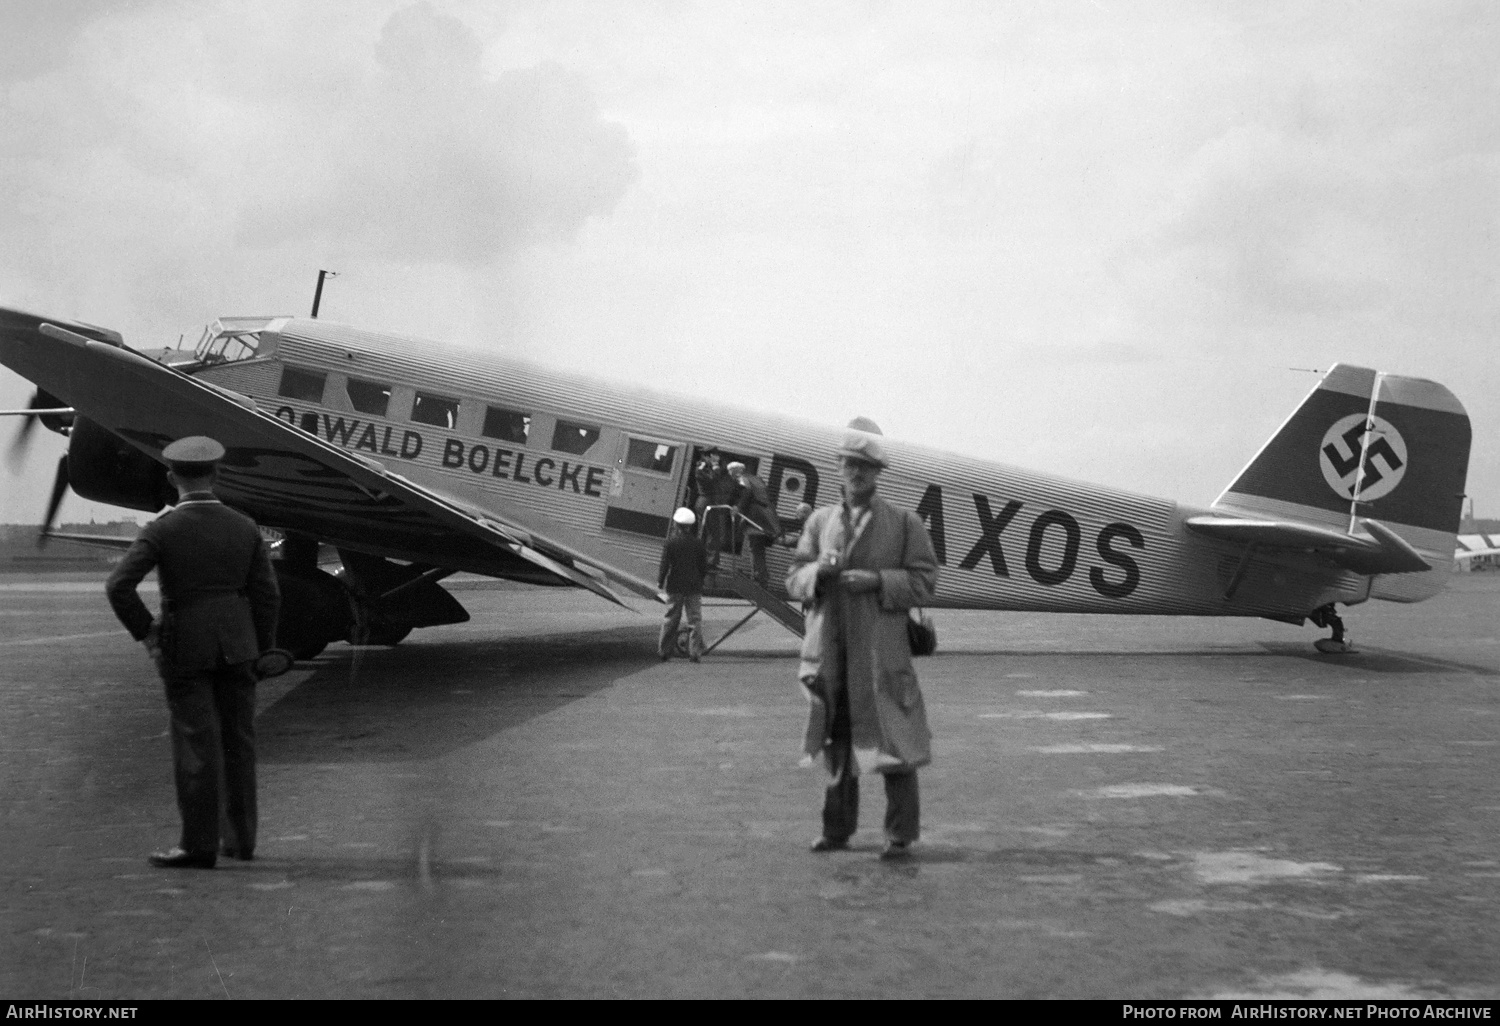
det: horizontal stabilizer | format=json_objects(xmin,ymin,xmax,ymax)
[{"xmin": 1184, "ymin": 515, "xmax": 1430, "ymax": 575}]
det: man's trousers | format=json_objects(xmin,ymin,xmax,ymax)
[
  {"xmin": 161, "ymin": 662, "xmax": 257, "ymax": 856},
  {"xmin": 658, "ymin": 592, "xmax": 704, "ymax": 658},
  {"xmin": 820, "ymin": 679, "xmax": 920, "ymax": 844}
]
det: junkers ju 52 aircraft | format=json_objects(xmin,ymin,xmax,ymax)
[{"xmin": 0, "ymin": 304, "xmax": 1471, "ymax": 659}]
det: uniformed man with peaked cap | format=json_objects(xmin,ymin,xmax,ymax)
[{"xmin": 107, "ymin": 435, "xmax": 280, "ymax": 869}]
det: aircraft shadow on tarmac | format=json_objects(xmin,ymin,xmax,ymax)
[
  {"xmin": 256, "ymin": 625, "xmax": 664, "ymax": 765},
  {"xmin": 1255, "ymin": 641, "xmax": 1500, "ymax": 677}
]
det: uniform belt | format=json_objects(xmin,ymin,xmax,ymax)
[{"xmin": 162, "ymin": 588, "xmax": 248, "ymax": 611}]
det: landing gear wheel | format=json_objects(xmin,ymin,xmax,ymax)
[
  {"xmin": 272, "ymin": 566, "xmax": 351, "ymax": 662},
  {"xmin": 673, "ymin": 627, "xmax": 693, "ymax": 657}
]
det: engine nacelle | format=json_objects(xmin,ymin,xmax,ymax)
[{"xmin": 66, "ymin": 417, "xmax": 175, "ymax": 513}]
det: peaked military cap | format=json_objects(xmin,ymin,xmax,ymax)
[{"xmin": 162, "ymin": 435, "xmax": 225, "ymax": 470}]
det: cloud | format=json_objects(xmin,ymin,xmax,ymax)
[
  {"xmin": 1, "ymin": 0, "xmax": 1497, "ymax": 520},
  {"xmin": 0, "ymin": 0, "xmax": 147, "ymax": 85},
  {"xmin": 236, "ymin": 2, "xmax": 638, "ymax": 263},
  {"xmin": 0, "ymin": 1, "xmax": 636, "ymax": 297},
  {"xmin": 1124, "ymin": 4, "xmax": 1500, "ymax": 359}
]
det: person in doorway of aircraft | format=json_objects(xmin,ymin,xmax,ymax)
[
  {"xmin": 785, "ymin": 421, "xmax": 939, "ymax": 860},
  {"xmin": 692, "ymin": 448, "xmax": 734, "ymax": 567},
  {"xmin": 727, "ymin": 460, "xmax": 780, "ymax": 586},
  {"xmin": 657, "ymin": 506, "xmax": 709, "ymax": 662}
]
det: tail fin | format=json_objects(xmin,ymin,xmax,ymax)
[{"xmin": 1215, "ymin": 364, "xmax": 1471, "ymax": 548}]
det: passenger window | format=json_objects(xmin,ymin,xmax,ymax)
[
  {"xmin": 346, "ymin": 378, "xmax": 391, "ymax": 417},
  {"xmin": 411, "ymin": 391, "xmax": 459, "ymax": 429},
  {"xmin": 626, "ymin": 439, "xmax": 676, "ymax": 474},
  {"xmin": 278, "ymin": 366, "xmax": 326, "ymax": 402},
  {"xmin": 482, "ymin": 406, "xmax": 531, "ymax": 445},
  {"xmin": 551, "ymin": 419, "xmax": 601, "ymax": 455}
]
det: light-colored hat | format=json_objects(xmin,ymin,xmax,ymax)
[
  {"xmin": 726, "ymin": 461, "xmax": 747, "ymax": 475},
  {"xmin": 838, "ymin": 418, "xmax": 888, "ymax": 468},
  {"xmin": 672, "ymin": 507, "xmax": 696, "ymax": 526},
  {"xmin": 162, "ymin": 435, "xmax": 225, "ymax": 469}
]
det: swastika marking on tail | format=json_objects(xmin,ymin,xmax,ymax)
[{"xmin": 1319, "ymin": 413, "xmax": 1407, "ymax": 501}]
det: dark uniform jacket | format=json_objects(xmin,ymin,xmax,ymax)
[
  {"xmin": 106, "ymin": 493, "xmax": 280, "ymax": 672},
  {"xmin": 734, "ymin": 472, "xmax": 782, "ymax": 537},
  {"xmin": 694, "ymin": 462, "xmax": 734, "ymax": 507},
  {"xmin": 657, "ymin": 531, "xmax": 709, "ymax": 595}
]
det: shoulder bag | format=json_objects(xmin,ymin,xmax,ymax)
[{"xmin": 907, "ymin": 609, "xmax": 937, "ymax": 656}]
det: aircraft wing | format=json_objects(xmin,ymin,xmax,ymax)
[
  {"xmin": 0, "ymin": 311, "xmax": 661, "ymax": 607},
  {"xmin": 1183, "ymin": 515, "xmax": 1430, "ymax": 575},
  {"xmin": 1454, "ymin": 534, "xmax": 1500, "ymax": 565}
]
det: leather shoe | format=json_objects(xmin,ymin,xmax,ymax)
[
  {"xmin": 880, "ymin": 841, "xmax": 913, "ymax": 861},
  {"xmin": 810, "ymin": 836, "xmax": 849, "ymax": 853},
  {"xmin": 220, "ymin": 845, "xmax": 254, "ymax": 861},
  {"xmin": 148, "ymin": 847, "xmax": 216, "ymax": 869}
]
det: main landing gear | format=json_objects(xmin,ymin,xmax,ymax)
[{"xmin": 1308, "ymin": 603, "xmax": 1356, "ymax": 654}]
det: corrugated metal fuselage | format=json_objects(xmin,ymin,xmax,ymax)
[{"xmin": 197, "ymin": 319, "xmax": 1389, "ymax": 620}]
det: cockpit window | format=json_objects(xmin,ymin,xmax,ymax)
[
  {"xmin": 412, "ymin": 391, "xmax": 459, "ymax": 429},
  {"xmin": 346, "ymin": 378, "xmax": 391, "ymax": 417},
  {"xmin": 551, "ymin": 419, "xmax": 600, "ymax": 455},
  {"xmin": 483, "ymin": 406, "xmax": 530, "ymax": 444},
  {"xmin": 278, "ymin": 366, "xmax": 327, "ymax": 403},
  {"xmin": 192, "ymin": 317, "xmax": 276, "ymax": 365}
]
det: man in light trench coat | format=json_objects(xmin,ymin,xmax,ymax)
[{"xmin": 785, "ymin": 422, "xmax": 938, "ymax": 859}]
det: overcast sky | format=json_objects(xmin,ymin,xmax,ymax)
[{"xmin": 2, "ymin": 0, "xmax": 1496, "ymax": 528}]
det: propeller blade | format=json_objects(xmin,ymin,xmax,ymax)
[
  {"xmin": 38, "ymin": 454, "xmax": 70, "ymax": 547},
  {"xmin": 6, "ymin": 389, "xmax": 69, "ymax": 468}
]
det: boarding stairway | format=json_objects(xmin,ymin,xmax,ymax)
[{"xmin": 690, "ymin": 506, "xmax": 805, "ymax": 655}]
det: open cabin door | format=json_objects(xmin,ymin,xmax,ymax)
[{"xmin": 603, "ymin": 433, "xmax": 687, "ymax": 539}]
